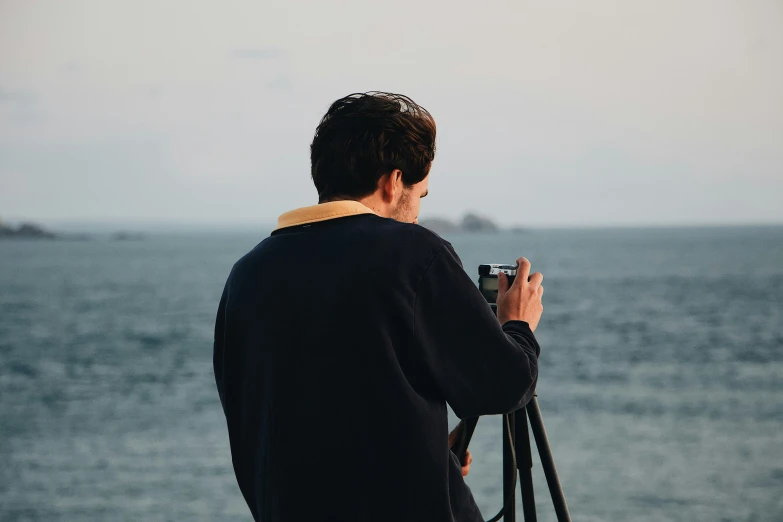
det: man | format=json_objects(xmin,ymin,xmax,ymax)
[{"xmin": 213, "ymin": 92, "xmax": 544, "ymax": 521}]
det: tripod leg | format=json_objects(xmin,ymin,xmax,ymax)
[
  {"xmin": 515, "ymin": 408, "xmax": 537, "ymax": 522},
  {"xmin": 502, "ymin": 413, "xmax": 516, "ymax": 521},
  {"xmin": 452, "ymin": 417, "xmax": 479, "ymax": 464},
  {"xmin": 526, "ymin": 398, "xmax": 572, "ymax": 522}
]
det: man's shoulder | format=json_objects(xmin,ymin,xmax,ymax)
[
  {"xmin": 232, "ymin": 216, "xmax": 451, "ymax": 276},
  {"xmin": 370, "ymin": 217, "xmax": 456, "ymax": 262},
  {"xmin": 376, "ymin": 217, "xmax": 448, "ymax": 248}
]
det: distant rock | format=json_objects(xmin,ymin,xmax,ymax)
[
  {"xmin": 111, "ymin": 231, "xmax": 145, "ymax": 241},
  {"xmin": 0, "ymin": 217, "xmax": 96, "ymax": 240},
  {"xmin": 0, "ymin": 221, "xmax": 58, "ymax": 239},
  {"xmin": 461, "ymin": 213, "xmax": 499, "ymax": 233},
  {"xmin": 418, "ymin": 213, "xmax": 500, "ymax": 234}
]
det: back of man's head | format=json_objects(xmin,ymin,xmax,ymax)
[{"xmin": 310, "ymin": 92, "xmax": 436, "ymax": 203}]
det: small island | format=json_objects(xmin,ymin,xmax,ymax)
[
  {"xmin": 419, "ymin": 213, "xmax": 505, "ymax": 235},
  {"xmin": 0, "ymin": 220, "xmax": 58, "ymax": 239},
  {"xmin": 0, "ymin": 217, "xmax": 137, "ymax": 241},
  {"xmin": 111, "ymin": 231, "xmax": 146, "ymax": 241}
]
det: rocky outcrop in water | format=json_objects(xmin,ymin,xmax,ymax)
[
  {"xmin": 0, "ymin": 221, "xmax": 58, "ymax": 239},
  {"xmin": 418, "ymin": 213, "xmax": 501, "ymax": 234},
  {"xmin": 111, "ymin": 231, "xmax": 146, "ymax": 241}
]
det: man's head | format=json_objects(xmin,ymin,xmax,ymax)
[{"xmin": 310, "ymin": 92, "xmax": 436, "ymax": 223}]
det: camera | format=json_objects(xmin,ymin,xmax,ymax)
[{"xmin": 478, "ymin": 264, "xmax": 518, "ymax": 304}]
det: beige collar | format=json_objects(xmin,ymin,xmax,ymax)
[{"xmin": 275, "ymin": 200, "xmax": 377, "ymax": 231}]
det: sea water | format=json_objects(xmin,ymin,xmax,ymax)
[{"xmin": 1, "ymin": 227, "xmax": 781, "ymax": 521}]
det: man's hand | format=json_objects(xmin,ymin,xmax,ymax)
[
  {"xmin": 448, "ymin": 422, "xmax": 473, "ymax": 477},
  {"xmin": 496, "ymin": 257, "xmax": 544, "ymax": 331}
]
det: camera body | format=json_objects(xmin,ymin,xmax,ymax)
[{"xmin": 478, "ymin": 264, "xmax": 518, "ymax": 304}]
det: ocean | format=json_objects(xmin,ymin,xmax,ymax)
[{"xmin": 1, "ymin": 226, "xmax": 781, "ymax": 521}]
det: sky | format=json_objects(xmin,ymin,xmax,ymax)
[{"xmin": 1, "ymin": 0, "xmax": 781, "ymax": 229}]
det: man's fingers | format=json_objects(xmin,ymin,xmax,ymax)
[
  {"xmin": 497, "ymin": 272, "xmax": 509, "ymax": 299},
  {"xmin": 528, "ymin": 272, "xmax": 543, "ymax": 288},
  {"xmin": 516, "ymin": 257, "xmax": 531, "ymax": 283},
  {"xmin": 462, "ymin": 450, "xmax": 472, "ymax": 477},
  {"xmin": 538, "ymin": 285, "xmax": 544, "ymax": 296}
]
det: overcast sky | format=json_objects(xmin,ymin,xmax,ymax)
[{"xmin": 1, "ymin": 0, "xmax": 781, "ymax": 228}]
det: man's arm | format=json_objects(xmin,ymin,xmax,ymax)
[{"xmin": 413, "ymin": 242, "xmax": 543, "ymax": 419}]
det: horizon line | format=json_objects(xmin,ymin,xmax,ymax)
[{"xmin": 3, "ymin": 216, "xmax": 783, "ymax": 233}]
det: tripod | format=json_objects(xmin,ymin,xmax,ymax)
[{"xmin": 452, "ymin": 395, "xmax": 572, "ymax": 522}]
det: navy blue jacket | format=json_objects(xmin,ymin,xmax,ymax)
[{"xmin": 214, "ymin": 206, "xmax": 540, "ymax": 522}]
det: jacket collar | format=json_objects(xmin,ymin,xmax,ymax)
[{"xmin": 275, "ymin": 200, "xmax": 377, "ymax": 231}]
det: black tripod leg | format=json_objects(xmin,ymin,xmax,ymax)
[
  {"xmin": 502, "ymin": 413, "xmax": 516, "ymax": 521},
  {"xmin": 452, "ymin": 417, "xmax": 479, "ymax": 464},
  {"xmin": 526, "ymin": 398, "xmax": 572, "ymax": 522},
  {"xmin": 515, "ymin": 407, "xmax": 537, "ymax": 522}
]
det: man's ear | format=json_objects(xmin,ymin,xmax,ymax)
[
  {"xmin": 378, "ymin": 172, "xmax": 393, "ymax": 203},
  {"xmin": 380, "ymin": 170, "xmax": 403, "ymax": 203}
]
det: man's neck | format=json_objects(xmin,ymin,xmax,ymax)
[{"xmin": 321, "ymin": 194, "xmax": 389, "ymax": 218}]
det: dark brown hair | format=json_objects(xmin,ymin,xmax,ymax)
[{"xmin": 310, "ymin": 92, "xmax": 436, "ymax": 202}]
